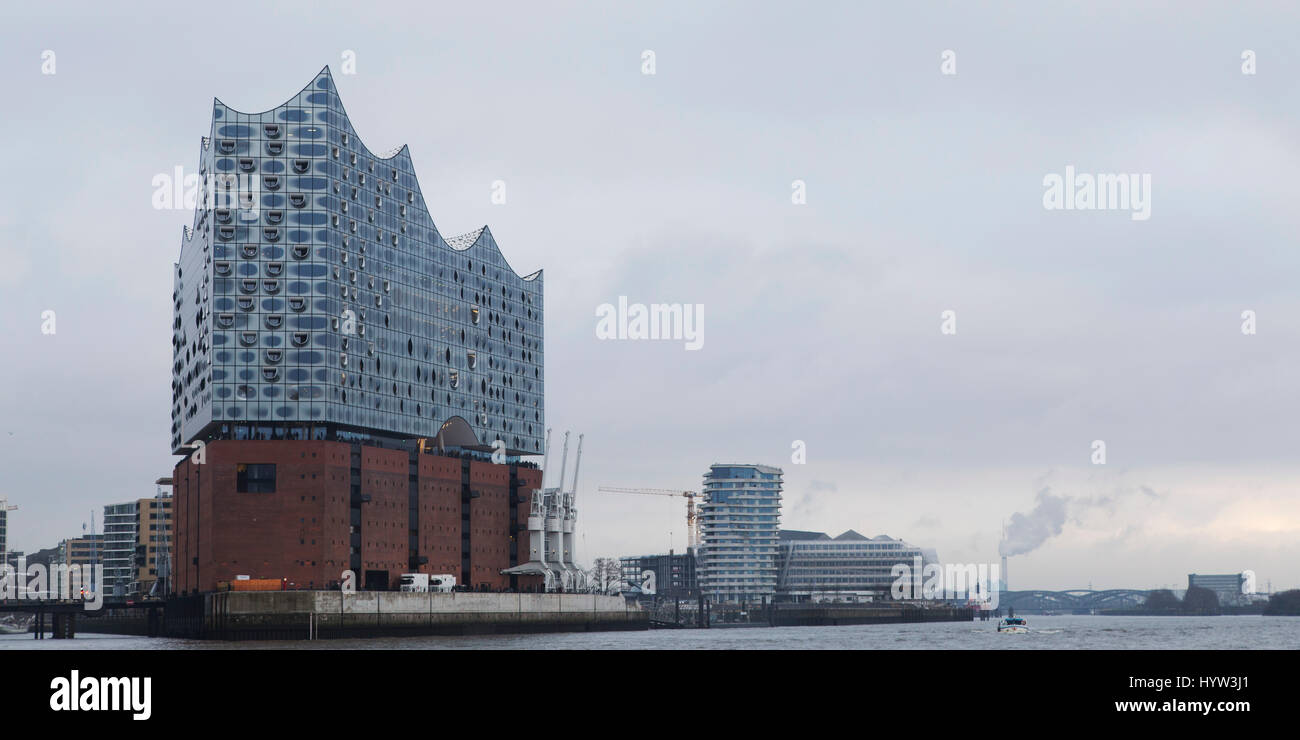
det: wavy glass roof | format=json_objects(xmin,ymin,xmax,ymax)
[{"xmin": 171, "ymin": 67, "xmax": 544, "ymax": 455}]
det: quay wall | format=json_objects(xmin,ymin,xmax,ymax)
[{"xmin": 76, "ymin": 592, "xmax": 646, "ymax": 640}]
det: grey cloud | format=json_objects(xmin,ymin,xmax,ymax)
[{"xmin": 1, "ymin": 3, "xmax": 1297, "ymax": 591}]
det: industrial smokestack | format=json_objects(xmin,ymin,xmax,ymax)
[{"xmin": 1002, "ymin": 555, "xmax": 1008, "ymax": 591}]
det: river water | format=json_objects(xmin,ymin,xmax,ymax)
[{"xmin": 2, "ymin": 615, "xmax": 1297, "ymax": 649}]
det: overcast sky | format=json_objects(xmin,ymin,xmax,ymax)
[{"xmin": 1, "ymin": 1, "xmax": 1298, "ymax": 592}]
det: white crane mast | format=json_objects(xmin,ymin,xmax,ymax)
[
  {"xmin": 504, "ymin": 429, "xmax": 588, "ymax": 592},
  {"xmin": 561, "ymin": 434, "xmax": 584, "ymax": 590}
]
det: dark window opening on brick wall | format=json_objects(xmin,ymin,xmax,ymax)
[{"xmin": 236, "ymin": 463, "xmax": 277, "ymax": 493}]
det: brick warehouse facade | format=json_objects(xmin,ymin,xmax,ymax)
[{"xmin": 172, "ymin": 440, "xmax": 543, "ymax": 594}]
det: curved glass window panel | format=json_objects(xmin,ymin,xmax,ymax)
[{"xmin": 172, "ymin": 69, "xmax": 546, "ymax": 455}]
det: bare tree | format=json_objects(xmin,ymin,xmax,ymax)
[{"xmin": 588, "ymin": 557, "xmax": 624, "ymax": 595}]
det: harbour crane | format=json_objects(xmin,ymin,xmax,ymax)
[
  {"xmin": 598, "ymin": 486, "xmax": 701, "ymax": 550},
  {"xmin": 504, "ymin": 429, "xmax": 587, "ymax": 592}
]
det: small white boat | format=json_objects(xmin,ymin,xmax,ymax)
[{"xmin": 997, "ymin": 615, "xmax": 1029, "ymax": 633}]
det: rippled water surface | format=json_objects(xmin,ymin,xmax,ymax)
[{"xmin": 3, "ymin": 615, "xmax": 1297, "ymax": 649}]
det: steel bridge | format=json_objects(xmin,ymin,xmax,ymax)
[{"xmin": 999, "ymin": 589, "xmax": 1149, "ymax": 613}]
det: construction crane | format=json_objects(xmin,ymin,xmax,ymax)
[{"xmin": 598, "ymin": 486, "xmax": 701, "ymax": 550}]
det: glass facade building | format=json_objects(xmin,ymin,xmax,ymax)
[
  {"xmin": 102, "ymin": 502, "xmax": 139, "ymax": 599},
  {"xmin": 1187, "ymin": 573, "xmax": 1250, "ymax": 607},
  {"xmin": 171, "ymin": 67, "xmax": 543, "ymax": 455},
  {"xmin": 776, "ymin": 529, "xmax": 929, "ymax": 601},
  {"xmin": 698, "ymin": 463, "xmax": 783, "ymax": 603}
]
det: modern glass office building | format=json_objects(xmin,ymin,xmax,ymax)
[
  {"xmin": 171, "ymin": 66, "xmax": 544, "ymax": 456},
  {"xmin": 102, "ymin": 502, "xmax": 138, "ymax": 599},
  {"xmin": 1188, "ymin": 573, "xmax": 1251, "ymax": 607},
  {"xmin": 776, "ymin": 529, "xmax": 930, "ymax": 601},
  {"xmin": 95, "ymin": 497, "xmax": 176, "ymax": 599},
  {"xmin": 698, "ymin": 463, "xmax": 783, "ymax": 603}
]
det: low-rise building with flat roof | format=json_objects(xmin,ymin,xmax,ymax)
[{"xmin": 776, "ymin": 529, "xmax": 932, "ymax": 602}]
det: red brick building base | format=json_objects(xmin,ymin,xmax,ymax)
[{"xmin": 172, "ymin": 440, "xmax": 542, "ymax": 594}]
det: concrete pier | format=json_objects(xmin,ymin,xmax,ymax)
[{"xmin": 79, "ymin": 591, "xmax": 647, "ymax": 641}]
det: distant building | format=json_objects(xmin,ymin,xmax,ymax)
[
  {"xmin": 619, "ymin": 550, "xmax": 698, "ymax": 601},
  {"xmin": 57, "ymin": 535, "xmax": 104, "ymax": 567},
  {"xmin": 53, "ymin": 535, "xmax": 104, "ymax": 592},
  {"xmin": 103, "ymin": 503, "xmax": 139, "ymax": 598},
  {"xmin": 15, "ymin": 545, "xmax": 58, "ymax": 570},
  {"xmin": 134, "ymin": 494, "xmax": 173, "ymax": 597},
  {"xmin": 98, "ymin": 496, "xmax": 175, "ymax": 599},
  {"xmin": 1188, "ymin": 573, "xmax": 1249, "ymax": 607},
  {"xmin": 698, "ymin": 463, "xmax": 783, "ymax": 604},
  {"xmin": 776, "ymin": 529, "xmax": 931, "ymax": 602}
]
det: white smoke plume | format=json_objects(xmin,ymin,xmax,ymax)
[{"xmin": 999, "ymin": 487, "xmax": 1068, "ymax": 557}]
